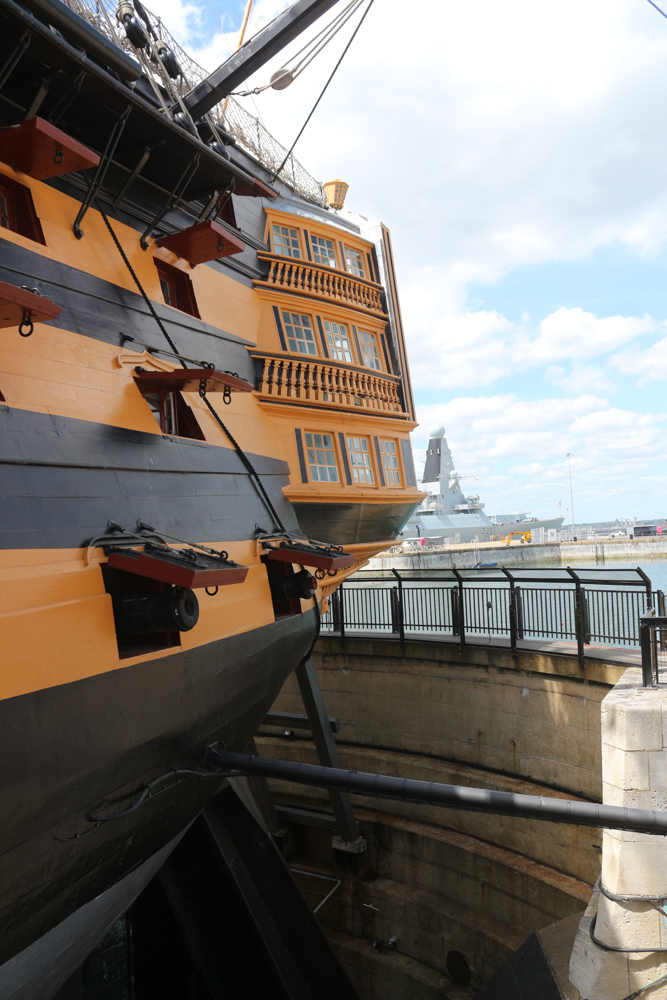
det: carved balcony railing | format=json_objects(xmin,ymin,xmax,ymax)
[
  {"xmin": 255, "ymin": 253, "xmax": 387, "ymax": 317},
  {"xmin": 252, "ymin": 353, "xmax": 407, "ymax": 415}
]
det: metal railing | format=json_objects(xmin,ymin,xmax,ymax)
[{"xmin": 322, "ymin": 567, "xmax": 659, "ymax": 663}]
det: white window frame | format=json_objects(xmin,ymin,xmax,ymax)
[
  {"xmin": 311, "ymin": 234, "xmax": 337, "ymax": 267},
  {"xmin": 305, "ymin": 432, "xmax": 340, "ymax": 483},
  {"xmin": 272, "ymin": 223, "xmax": 302, "ymax": 258},
  {"xmin": 324, "ymin": 320, "xmax": 353, "ymax": 363},
  {"xmin": 344, "ymin": 245, "xmax": 366, "ymax": 278},
  {"xmin": 347, "ymin": 436, "xmax": 375, "ymax": 485},
  {"xmin": 359, "ymin": 329, "xmax": 382, "ymax": 371},
  {"xmin": 380, "ymin": 439, "xmax": 401, "ymax": 485},
  {"xmin": 283, "ymin": 311, "xmax": 318, "ymax": 356}
]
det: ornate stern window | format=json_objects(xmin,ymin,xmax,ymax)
[
  {"xmin": 359, "ymin": 329, "xmax": 382, "ymax": 371},
  {"xmin": 283, "ymin": 311, "xmax": 318, "ymax": 355},
  {"xmin": 344, "ymin": 246, "xmax": 365, "ymax": 277},
  {"xmin": 305, "ymin": 432, "xmax": 339, "ymax": 483},
  {"xmin": 272, "ymin": 223, "xmax": 301, "ymax": 258},
  {"xmin": 324, "ymin": 320, "xmax": 352, "ymax": 362},
  {"xmin": 347, "ymin": 436, "xmax": 374, "ymax": 484},
  {"xmin": 311, "ymin": 234, "xmax": 337, "ymax": 267},
  {"xmin": 380, "ymin": 440, "xmax": 401, "ymax": 484}
]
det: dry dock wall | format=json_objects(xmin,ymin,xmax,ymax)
[
  {"xmin": 258, "ymin": 637, "xmax": 630, "ymax": 997},
  {"xmin": 369, "ymin": 536, "xmax": 667, "ymax": 572}
]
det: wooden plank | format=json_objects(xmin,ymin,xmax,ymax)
[
  {"xmin": 263, "ymin": 544, "xmax": 354, "ymax": 571},
  {"xmin": 107, "ymin": 548, "xmax": 248, "ymax": 588},
  {"xmin": 156, "ymin": 220, "xmax": 246, "ymax": 265},
  {"xmin": 0, "ymin": 280, "xmax": 61, "ymax": 329},
  {"xmin": 0, "ymin": 117, "xmax": 99, "ymax": 179},
  {"xmin": 134, "ymin": 367, "xmax": 254, "ymax": 393}
]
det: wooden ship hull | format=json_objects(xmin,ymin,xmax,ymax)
[{"xmin": 0, "ymin": 0, "xmax": 424, "ymax": 993}]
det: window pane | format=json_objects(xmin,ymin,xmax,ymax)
[
  {"xmin": 347, "ymin": 436, "xmax": 374, "ymax": 484},
  {"xmin": 344, "ymin": 246, "xmax": 366, "ymax": 278},
  {"xmin": 324, "ymin": 320, "xmax": 352, "ymax": 363},
  {"xmin": 306, "ymin": 431, "xmax": 339, "ymax": 483},
  {"xmin": 272, "ymin": 223, "xmax": 301, "ymax": 258},
  {"xmin": 380, "ymin": 439, "xmax": 401, "ymax": 484},
  {"xmin": 283, "ymin": 311, "xmax": 317, "ymax": 355},
  {"xmin": 359, "ymin": 329, "xmax": 381, "ymax": 371},
  {"xmin": 311, "ymin": 234, "xmax": 337, "ymax": 267}
]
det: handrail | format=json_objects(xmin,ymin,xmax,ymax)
[
  {"xmin": 252, "ymin": 353, "xmax": 407, "ymax": 415},
  {"xmin": 255, "ymin": 253, "xmax": 387, "ymax": 317},
  {"xmin": 323, "ymin": 568, "xmax": 659, "ymax": 664}
]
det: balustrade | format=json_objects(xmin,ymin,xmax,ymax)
[
  {"xmin": 253, "ymin": 354, "xmax": 406, "ymax": 415},
  {"xmin": 256, "ymin": 253, "xmax": 386, "ymax": 316}
]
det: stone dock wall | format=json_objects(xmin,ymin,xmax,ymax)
[
  {"xmin": 258, "ymin": 637, "xmax": 633, "ymax": 998},
  {"xmin": 367, "ymin": 536, "xmax": 667, "ymax": 573}
]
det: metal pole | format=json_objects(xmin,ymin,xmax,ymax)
[
  {"xmin": 391, "ymin": 568, "xmax": 405, "ymax": 644},
  {"xmin": 566, "ymin": 453, "xmax": 576, "ymax": 540},
  {"xmin": 640, "ymin": 617, "xmax": 655, "ymax": 688},
  {"xmin": 294, "ymin": 657, "xmax": 361, "ymax": 844},
  {"xmin": 451, "ymin": 568, "xmax": 465, "ymax": 649},
  {"xmin": 216, "ymin": 750, "xmax": 667, "ymax": 837}
]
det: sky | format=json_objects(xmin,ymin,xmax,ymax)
[{"xmin": 154, "ymin": 0, "xmax": 667, "ymax": 523}]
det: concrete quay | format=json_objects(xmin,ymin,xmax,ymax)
[{"xmin": 368, "ymin": 535, "xmax": 667, "ymax": 572}]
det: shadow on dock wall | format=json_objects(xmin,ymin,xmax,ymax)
[{"xmin": 255, "ymin": 635, "xmax": 630, "ymax": 998}]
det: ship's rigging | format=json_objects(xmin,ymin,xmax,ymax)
[{"xmin": 63, "ymin": 0, "xmax": 369, "ymax": 206}]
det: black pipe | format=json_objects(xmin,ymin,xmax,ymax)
[
  {"xmin": 16, "ymin": 0, "xmax": 142, "ymax": 80},
  {"xmin": 214, "ymin": 750, "xmax": 667, "ymax": 837}
]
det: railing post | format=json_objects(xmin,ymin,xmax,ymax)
[
  {"xmin": 331, "ymin": 588, "xmax": 341, "ymax": 633},
  {"xmin": 452, "ymin": 568, "xmax": 465, "ymax": 649},
  {"xmin": 636, "ymin": 565, "xmax": 653, "ymax": 612},
  {"xmin": 566, "ymin": 567, "xmax": 586, "ymax": 665},
  {"xmin": 339, "ymin": 581, "xmax": 345, "ymax": 642},
  {"xmin": 501, "ymin": 568, "xmax": 517, "ymax": 652},
  {"xmin": 391, "ymin": 568, "xmax": 405, "ymax": 644},
  {"xmin": 640, "ymin": 613, "xmax": 656, "ymax": 687},
  {"xmin": 515, "ymin": 585, "xmax": 524, "ymax": 640}
]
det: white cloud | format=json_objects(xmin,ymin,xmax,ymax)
[
  {"xmin": 532, "ymin": 308, "xmax": 654, "ymax": 362},
  {"xmin": 412, "ymin": 396, "xmax": 667, "ymax": 519},
  {"xmin": 609, "ymin": 335, "xmax": 667, "ymax": 384},
  {"xmin": 546, "ymin": 363, "xmax": 617, "ymax": 395}
]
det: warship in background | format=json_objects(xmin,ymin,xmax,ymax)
[{"xmin": 401, "ymin": 428, "xmax": 564, "ymax": 542}]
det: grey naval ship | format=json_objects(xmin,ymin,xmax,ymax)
[{"xmin": 400, "ymin": 427, "xmax": 565, "ymax": 542}]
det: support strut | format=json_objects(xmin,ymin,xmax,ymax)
[{"xmin": 213, "ymin": 749, "xmax": 667, "ymax": 837}]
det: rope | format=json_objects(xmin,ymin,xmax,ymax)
[
  {"xmin": 99, "ymin": 209, "xmax": 184, "ymax": 364},
  {"xmin": 231, "ymin": 0, "xmax": 364, "ymax": 97},
  {"xmin": 272, "ymin": 0, "xmax": 375, "ymax": 181},
  {"xmin": 201, "ymin": 394, "xmax": 286, "ymax": 533},
  {"xmin": 99, "ymin": 208, "xmax": 286, "ymax": 532},
  {"xmin": 645, "ymin": 0, "xmax": 667, "ymax": 20}
]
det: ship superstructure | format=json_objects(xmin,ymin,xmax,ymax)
[
  {"xmin": 0, "ymin": 0, "xmax": 422, "ymax": 994},
  {"xmin": 402, "ymin": 427, "xmax": 564, "ymax": 542}
]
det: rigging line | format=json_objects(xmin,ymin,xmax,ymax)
[
  {"xmin": 271, "ymin": 0, "xmax": 375, "ymax": 181},
  {"xmin": 201, "ymin": 393, "xmax": 287, "ymax": 532},
  {"xmin": 645, "ymin": 0, "xmax": 667, "ymax": 20},
  {"xmin": 233, "ymin": 0, "xmax": 363, "ymax": 95},
  {"xmin": 99, "ymin": 209, "xmax": 287, "ymax": 533},
  {"xmin": 98, "ymin": 208, "xmax": 185, "ymax": 365}
]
